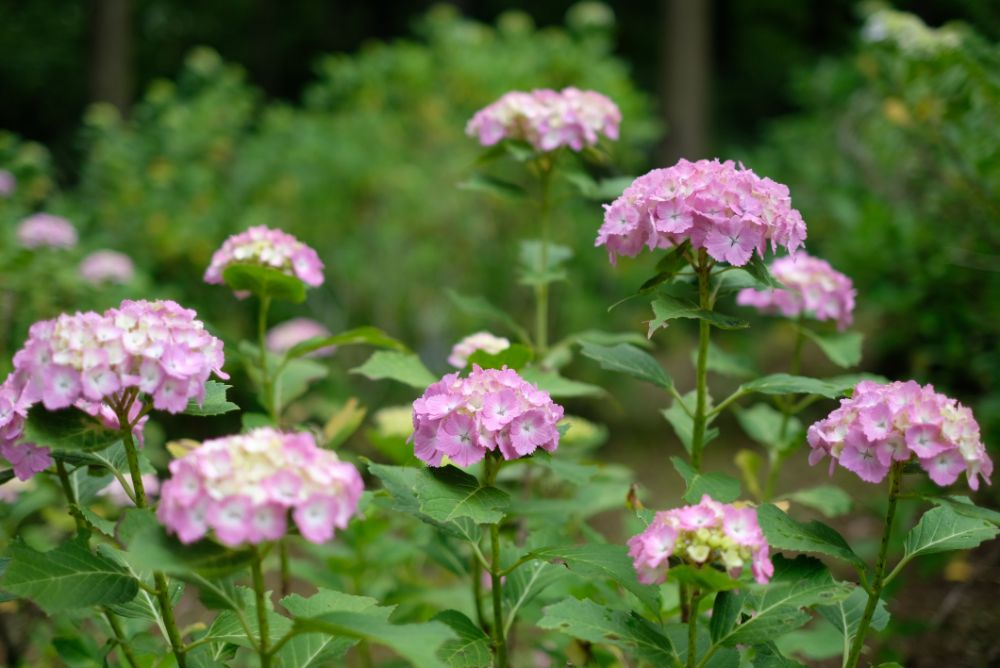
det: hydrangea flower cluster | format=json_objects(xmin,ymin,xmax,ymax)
[
  {"xmin": 736, "ymin": 253, "xmax": 856, "ymax": 331},
  {"xmin": 466, "ymin": 87, "xmax": 621, "ymax": 152},
  {"xmin": 807, "ymin": 380, "xmax": 993, "ymax": 488},
  {"xmin": 448, "ymin": 331, "xmax": 511, "ymax": 368},
  {"xmin": 0, "ymin": 300, "xmax": 227, "ymax": 479},
  {"xmin": 17, "ymin": 213, "xmax": 78, "ymax": 249},
  {"xmin": 596, "ymin": 158, "xmax": 807, "ymax": 266},
  {"xmin": 79, "ymin": 250, "xmax": 136, "ymax": 285},
  {"xmin": 204, "ymin": 225, "xmax": 324, "ymax": 290},
  {"xmin": 628, "ymin": 495, "xmax": 773, "ymax": 586},
  {"xmin": 411, "ymin": 366, "xmax": 563, "ymax": 467},
  {"xmin": 0, "ymin": 170, "xmax": 15, "ymax": 197},
  {"xmin": 266, "ymin": 318, "xmax": 334, "ymax": 357},
  {"xmin": 157, "ymin": 428, "xmax": 363, "ymax": 546}
]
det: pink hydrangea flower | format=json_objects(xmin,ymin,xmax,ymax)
[
  {"xmin": 627, "ymin": 495, "xmax": 773, "ymax": 585},
  {"xmin": 448, "ymin": 331, "xmax": 511, "ymax": 368},
  {"xmin": 157, "ymin": 428, "xmax": 363, "ymax": 546},
  {"xmin": 0, "ymin": 300, "xmax": 227, "ymax": 479},
  {"xmin": 17, "ymin": 213, "xmax": 78, "ymax": 249},
  {"xmin": 0, "ymin": 170, "xmax": 15, "ymax": 198},
  {"xmin": 737, "ymin": 253, "xmax": 856, "ymax": 330},
  {"xmin": 99, "ymin": 473, "xmax": 160, "ymax": 505},
  {"xmin": 466, "ymin": 87, "xmax": 621, "ymax": 152},
  {"xmin": 807, "ymin": 380, "xmax": 993, "ymax": 489},
  {"xmin": 79, "ymin": 250, "xmax": 136, "ymax": 285},
  {"xmin": 595, "ymin": 159, "xmax": 807, "ymax": 266},
  {"xmin": 410, "ymin": 366, "xmax": 563, "ymax": 467},
  {"xmin": 266, "ymin": 318, "xmax": 334, "ymax": 357},
  {"xmin": 204, "ymin": 225, "xmax": 324, "ymax": 290}
]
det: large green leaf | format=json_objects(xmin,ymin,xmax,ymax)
[
  {"xmin": 351, "ymin": 351, "xmax": 437, "ymax": 389},
  {"xmin": 818, "ymin": 586, "xmax": 889, "ymax": 641},
  {"xmin": 221, "ymin": 263, "xmax": 306, "ymax": 302},
  {"xmin": 757, "ymin": 504, "xmax": 865, "ymax": 569},
  {"xmin": 277, "ymin": 590, "xmax": 392, "ymax": 667},
  {"xmin": 710, "ymin": 590, "xmax": 746, "ymax": 644},
  {"xmin": 433, "ymin": 610, "xmax": 491, "ymax": 668},
  {"xmin": 184, "ymin": 380, "xmax": 239, "ymax": 416},
  {"xmin": 739, "ymin": 374, "xmax": 847, "ymax": 399},
  {"xmin": 416, "ymin": 466, "xmax": 510, "ymax": 525},
  {"xmin": 800, "ymin": 329, "xmax": 863, "ymax": 369},
  {"xmin": 202, "ymin": 586, "xmax": 291, "ymax": 648},
  {"xmin": 519, "ymin": 368, "xmax": 605, "ymax": 398},
  {"xmin": 293, "ymin": 612, "xmax": 454, "ymax": 668},
  {"xmin": 784, "ymin": 485, "xmax": 853, "ymax": 518},
  {"xmin": 22, "ymin": 407, "xmax": 120, "ymax": 453},
  {"xmin": 367, "ymin": 463, "xmax": 481, "ymax": 541},
  {"xmin": 649, "ymin": 295, "xmax": 749, "ymax": 336},
  {"xmin": 580, "ymin": 342, "xmax": 673, "ymax": 390},
  {"xmin": 1, "ymin": 541, "xmax": 138, "ymax": 612},
  {"xmin": 285, "ymin": 326, "xmax": 409, "ymax": 360},
  {"xmin": 901, "ymin": 505, "xmax": 998, "ymax": 562},
  {"xmin": 671, "ymin": 457, "xmax": 741, "ymax": 504},
  {"xmin": 537, "ymin": 598, "xmax": 677, "ymax": 666},
  {"xmin": 927, "ymin": 495, "xmax": 1000, "ymax": 527},
  {"xmin": 735, "ymin": 403, "xmax": 801, "ymax": 454}
]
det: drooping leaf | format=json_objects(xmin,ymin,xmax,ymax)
[
  {"xmin": 580, "ymin": 342, "xmax": 673, "ymax": 390},
  {"xmin": 784, "ymin": 485, "xmax": 853, "ymax": 518},
  {"xmin": 415, "ymin": 466, "xmax": 510, "ymax": 525},
  {"xmin": 184, "ymin": 381, "xmax": 239, "ymax": 416},
  {"xmin": 351, "ymin": 351, "xmax": 437, "ymax": 389},
  {"xmin": 446, "ymin": 291, "xmax": 531, "ymax": 344},
  {"xmin": 818, "ymin": 586, "xmax": 889, "ymax": 640},
  {"xmin": 277, "ymin": 589, "xmax": 393, "ymax": 667},
  {"xmin": 466, "ymin": 344, "xmax": 533, "ymax": 371},
  {"xmin": 285, "ymin": 326, "xmax": 409, "ymax": 360},
  {"xmin": 221, "ymin": 263, "xmax": 306, "ymax": 303},
  {"xmin": 800, "ymin": 329, "xmax": 863, "ymax": 369},
  {"xmin": 292, "ymin": 612, "xmax": 454, "ymax": 668},
  {"xmin": 671, "ymin": 457, "xmax": 741, "ymax": 504},
  {"xmin": 537, "ymin": 598, "xmax": 677, "ymax": 665},
  {"xmin": 519, "ymin": 368, "xmax": 605, "ymax": 398},
  {"xmin": 433, "ymin": 610, "xmax": 491, "ymax": 668},
  {"xmin": 901, "ymin": 505, "xmax": 998, "ymax": 563},
  {"xmin": 757, "ymin": 504, "xmax": 864, "ymax": 569},
  {"xmin": 648, "ymin": 295, "xmax": 750, "ymax": 336},
  {"xmin": 22, "ymin": 406, "xmax": 120, "ymax": 453}
]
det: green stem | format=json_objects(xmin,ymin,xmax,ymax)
[
  {"xmin": 845, "ymin": 462, "xmax": 904, "ymax": 668},
  {"xmin": 472, "ymin": 554, "xmax": 488, "ymax": 632},
  {"xmin": 117, "ymin": 410, "xmax": 187, "ymax": 668},
  {"xmin": 257, "ymin": 295, "xmax": 276, "ymax": 422},
  {"xmin": 250, "ymin": 545, "xmax": 271, "ymax": 668},
  {"xmin": 104, "ymin": 609, "xmax": 140, "ymax": 668},
  {"xmin": 279, "ymin": 539, "xmax": 291, "ymax": 597},
  {"xmin": 690, "ymin": 251, "xmax": 713, "ymax": 471},
  {"xmin": 534, "ymin": 162, "xmax": 553, "ymax": 357},
  {"xmin": 764, "ymin": 324, "xmax": 806, "ymax": 501},
  {"xmin": 55, "ymin": 460, "xmax": 88, "ymax": 536},
  {"xmin": 483, "ymin": 454, "xmax": 508, "ymax": 667},
  {"xmin": 686, "ymin": 588, "xmax": 701, "ymax": 668}
]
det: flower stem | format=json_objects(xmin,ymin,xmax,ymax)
[
  {"xmin": 534, "ymin": 161, "xmax": 553, "ymax": 358},
  {"xmin": 250, "ymin": 544, "xmax": 271, "ymax": 668},
  {"xmin": 483, "ymin": 454, "xmax": 508, "ymax": 667},
  {"xmin": 257, "ymin": 295, "xmax": 276, "ymax": 422},
  {"xmin": 686, "ymin": 588, "xmax": 701, "ymax": 668},
  {"xmin": 279, "ymin": 539, "xmax": 291, "ymax": 597},
  {"xmin": 845, "ymin": 461, "xmax": 904, "ymax": 668},
  {"xmin": 55, "ymin": 459, "xmax": 88, "ymax": 536},
  {"xmin": 104, "ymin": 608, "xmax": 140, "ymax": 668},
  {"xmin": 690, "ymin": 251, "xmax": 713, "ymax": 471}
]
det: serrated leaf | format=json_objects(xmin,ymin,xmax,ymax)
[
  {"xmin": 367, "ymin": 463, "xmax": 482, "ymax": 542},
  {"xmin": 221, "ymin": 263, "xmax": 306, "ymax": 302},
  {"xmin": 735, "ymin": 403, "xmax": 801, "ymax": 454},
  {"xmin": 203, "ymin": 586, "xmax": 291, "ymax": 648},
  {"xmin": 927, "ymin": 495, "xmax": 1000, "ymax": 527},
  {"xmin": 784, "ymin": 485, "xmax": 853, "ymax": 518},
  {"xmin": 671, "ymin": 457, "xmax": 741, "ymax": 504},
  {"xmin": 293, "ymin": 612, "xmax": 454, "ymax": 668},
  {"xmin": 416, "ymin": 466, "xmax": 510, "ymax": 525},
  {"xmin": 818, "ymin": 586, "xmax": 889, "ymax": 640},
  {"xmin": 446, "ymin": 291, "xmax": 531, "ymax": 344},
  {"xmin": 184, "ymin": 381, "xmax": 239, "ymax": 416},
  {"xmin": 433, "ymin": 610, "xmax": 491, "ymax": 667},
  {"xmin": 466, "ymin": 344, "xmax": 533, "ymax": 371},
  {"xmin": 649, "ymin": 295, "xmax": 749, "ymax": 336},
  {"xmin": 580, "ymin": 342, "xmax": 673, "ymax": 390},
  {"xmin": 519, "ymin": 368, "xmax": 605, "ymax": 398},
  {"xmin": 710, "ymin": 590, "xmax": 746, "ymax": 643},
  {"xmin": 902, "ymin": 505, "xmax": 998, "ymax": 561},
  {"xmin": 538, "ymin": 598, "xmax": 676, "ymax": 665},
  {"xmin": 739, "ymin": 374, "xmax": 847, "ymax": 399},
  {"xmin": 277, "ymin": 589, "xmax": 392, "ymax": 666},
  {"xmin": 757, "ymin": 504, "xmax": 864, "ymax": 569},
  {"xmin": 351, "ymin": 351, "xmax": 437, "ymax": 389},
  {"xmin": 1, "ymin": 540, "xmax": 138, "ymax": 612},
  {"xmin": 22, "ymin": 406, "xmax": 120, "ymax": 453},
  {"xmin": 800, "ymin": 329, "xmax": 863, "ymax": 369}
]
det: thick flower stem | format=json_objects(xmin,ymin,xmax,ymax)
[
  {"xmin": 104, "ymin": 609, "xmax": 140, "ymax": 668},
  {"xmin": 686, "ymin": 588, "xmax": 701, "ymax": 668},
  {"xmin": 278, "ymin": 539, "xmax": 291, "ymax": 597},
  {"xmin": 690, "ymin": 251, "xmax": 713, "ymax": 471},
  {"xmin": 118, "ymin": 415, "xmax": 187, "ymax": 668},
  {"xmin": 845, "ymin": 462, "xmax": 904, "ymax": 668},
  {"xmin": 482, "ymin": 454, "xmax": 508, "ymax": 668},
  {"xmin": 534, "ymin": 162, "xmax": 553, "ymax": 358},
  {"xmin": 257, "ymin": 295, "xmax": 276, "ymax": 422},
  {"xmin": 250, "ymin": 545, "xmax": 271, "ymax": 668},
  {"xmin": 55, "ymin": 459, "xmax": 88, "ymax": 536}
]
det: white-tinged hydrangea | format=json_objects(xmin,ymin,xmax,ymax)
[
  {"xmin": 411, "ymin": 366, "xmax": 563, "ymax": 467},
  {"xmin": 448, "ymin": 331, "xmax": 511, "ymax": 368},
  {"xmin": 79, "ymin": 250, "xmax": 136, "ymax": 285},
  {"xmin": 157, "ymin": 428, "xmax": 363, "ymax": 546},
  {"xmin": 628, "ymin": 495, "xmax": 773, "ymax": 586},
  {"xmin": 808, "ymin": 380, "xmax": 993, "ymax": 489},
  {"xmin": 17, "ymin": 213, "xmax": 77, "ymax": 249},
  {"xmin": 204, "ymin": 225, "xmax": 324, "ymax": 290},
  {"xmin": 266, "ymin": 318, "xmax": 334, "ymax": 357},
  {"xmin": 736, "ymin": 253, "xmax": 856, "ymax": 331}
]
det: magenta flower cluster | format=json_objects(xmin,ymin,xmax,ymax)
[
  {"xmin": 628, "ymin": 495, "xmax": 773, "ymax": 586},
  {"xmin": 466, "ymin": 87, "xmax": 621, "ymax": 153},
  {"xmin": 808, "ymin": 380, "xmax": 993, "ymax": 488},
  {"xmin": 79, "ymin": 250, "xmax": 136, "ymax": 285},
  {"xmin": 0, "ymin": 300, "xmax": 226, "ymax": 480},
  {"xmin": 157, "ymin": 428, "xmax": 363, "ymax": 546},
  {"xmin": 203, "ymin": 225, "xmax": 324, "ymax": 290},
  {"xmin": 737, "ymin": 253, "xmax": 856, "ymax": 331},
  {"xmin": 17, "ymin": 213, "xmax": 78, "ymax": 249},
  {"xmin": 411, "ymin": 366, "xmax": 564, "ymax": 467},
  {"xmin": 596, "ymin": 158, "xmax": 807, "ymax": 266}
]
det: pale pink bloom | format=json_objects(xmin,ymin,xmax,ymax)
[
  {"xmin": 0, "ymin": 170, "xmax": 15, "ymax": 197},
  {"xmin": 737, "ymin": 253, "xmax": 856, "ymax": 330},
  {"xmin": 100, "ymin": 473, "xmax": 159, "ymax": 505},
  {"xmin": 266, "ymin": 318, "xmax": 334, "ymax": 357},
  {"xmin": 448, "ymin": 332, "xmax": 511, "ymax": 368},
  {"xmin": 17, "ymin": 213, "xmax": 77, "ymax": 249},
  {"xmin": 204, "ymin": 225, "xmax": 324, "ymax": 290},
  {"xmin": 79, "ymin": 250, "xmax": 135, "ymax": 285}
]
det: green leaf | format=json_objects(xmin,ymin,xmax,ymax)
[
  {"xmin": 466, "ymin": 343, "xmax": 533, "ymax": 371},
  {"xmin": 519, "ymin": 368, "xmax": 605, "ymax": 398},
  {"xmin": 322, "ymin": 398, "xmax": 367, "ymax": 449},
  {"xmin": 661, "ymin": 391, "xmax": 718, "ymax": 453},
  {"xmin": 901, "ymin": 505, "xmax": 998, "ymax": 562},
  {"xmin": 203, "ymin": 586, "xmax": 291, "ymax": 648},
  {"xmin": 649, "ymin": 295, "xmax": 750, "ymax": 336},
  {"xmin": 784, "ymin": 485, "xmax": 853, "ymax": 518},
  {"xmin": 700, "ymin": 341, "xmax": 757, "ymax": 379},
  {"xmin": 221, "ymin": 263, "xmax": 306, "ymax": 302},
  {"xmin": 446, "ymin": 291, "xmax": 531, "ymax": 344},
  {"xmin": 124, "ymin": 520, "xmax": 254, "ymax": 578},
  {"xmin": 671, "ymin": 457, "xmax": 741, "ymax": 504},
  {"xmin": 800, "ymin": 329, "xmax": 863, "ymax": 369},
  {"xmin": 668, "ymin": 564, "xmax": 741, "ymax": 592},
  {"xmin": 744, "ymin": 254, "xmax": 784, "ymax": 289},
  {"xmin": 518, "ymin": 240, "xmax": 574, "ymax": 287},
  {"xmin": 757, "ymin": 504, "xmax": 865, "ymax": 569},
  {"xmin": 366, "ymin": 463, "xmax": 483, "ymax": 541},
  {"xmin": 739, "ymin": 374, "xmax": 846, "ymax": 399},
  {"xmin": 537, "ymin": 598, "xmax": 677, "ymax": 665},
  {"xmin": 639, "ymin": 241, "xmax": 692, "ymax": 293},
  {"xmin": 22, "ymin": 407, "xmax": 120, "ymax": 453},
  {"xmin": 277, "ymin": 590, "xmax": 392, "ymax": 667},
  {"xmin": 818, "ymin": 586, "xmax": 889, "ymax": 640},
  {"xmin": 529, "ymin": 544, "xmax": 660, "ymax": 616},
  {"xmin": 293, "ymin": 612, "xmax": 454, "ymax": 668},
  {"xmin": 433, "ymin": 610, "xmax": 491, "ymax": 667},
  {"xmin": 416, "ymin": 466, "xmax": 510, "ymax": 525},
  {"xmin": 580, "ymin": 342, "xmax": 673, "ymax": 390},
  {"xmin": 1, "ymin": 541, "xmax": 138, "ymax": 612},
  {"xmin": 184, "ymin": 381, "xmax": 239, "ymax": 416},
  {"xmin": 351, "ymin": 351, "xmax": 437, "ymax": 389},
  {"xmin": 285, "ymin": 326, "xmax": 409, "ymax": 360},
  {"xmin": 710, "ymin": 590, "xmax": 746, "ymax": 644},
  {"xmin": 927, "ymin": 495, "xmax": 1000, "ymax": 527},
  {"xmin": 735, "ymin": 403, "xmax": 801, "ymax": 454},
  {"xmin": 719, "ymin": 556, "xmax": 851, "ymax": 646},
  {"xmin": 457, "ymin": 173, "xmax": 527, "ymax": 199}
]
